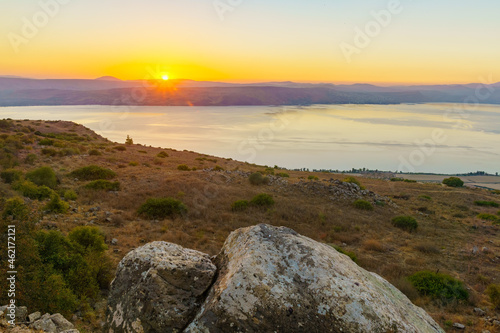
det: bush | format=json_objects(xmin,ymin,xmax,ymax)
[
  {"xmin": 128, "ymin": 161, "xmax": 139, "ymax": 166},
  {"xmin": 69, "ymin": 165, "xmax": 116, "ymax": 180},
  {"xmin": 44, "ymin": 194, "xmax": 69, "ymax": 213},
  {"xmin": 486, "ymin": 284, "xmax": 500, "ymax": 309},
  {"xmin": 391, "ymin": 216, "xmax": 418, "ymax": 232},
  {"xmin": 408, "ymin": 271, "xmax": 468, "ymax": 302},
  {"xmin": 231, "ymin": 200, "xmax": 249, "ymax": 211},
  {"xmin": 276, "ymin": 172, "xmax": 289, "ymax": 178},
  {"xmin": 84, "ymin": 180, "xmax": 120, "ymax": 191},
  {"xmin": 138, "ymin": 197, "xmax": 187, "ymax": 218},
  {"xmin": 88, "ymin": 149, "xmax": 102, "ymax": 156},
  {"xmin": 39, "ymin": 138, "xmax": 54, "ymax": 146},
  {"xmin": 214, "ymin": 165, "xmax": 224, "ymax": 171},
  {"xmin": 41, "ymin": 148, "xmax": 58, "ymax": 157},
  {"xmin": 308, "ymin": 175, "xmax": 319, "ymax": 181},
  {"xmin": 331, "ymin": 245, "xmax": 357, "ymax": 262},
  {"xmin": 177, "ymin": 164, "xmax": 190, "ymax": 171},
  {"xmin": 442, "ymin": 177, "xmax": 464, "ymax": 187},
  {"xmin": 157, "ymin": 151, "xmax": 169, "ymax": 158},
  {"xmin": 0, "ymin": 169, "xmax": 23, "ymax": 184},
  {"xmin": 13, "ymin": 180, "xmax": 55, "ymax": 200},
  {"xmin": 249, "ymin": 172, "xmax": 268, "ymax": 185},
  {"xmin": 419, "ymin": 195, "xmax": 432, "ymax": 201},
  {"xmin": 250, "ymin": 193, "xmax": 275, "ymax": 207},
  {"xmin": 353, "ymin": 199, "xmax": 373, "ymax": 211},
  {"xmin": 474, "ymin": 201, "xmax": 499, "ymax": 208},
  {"xmin": 113, "ymin": 146, "xmax": 126, "ymax": 151},
  {"xmin": 26, "ymin": 166, "xmax": 58, "ymax": 189},
  {"xmin": 64, "ymin": 189, "xmax": 78, "ymax": 200},
  {"xmin": 2, "ymin": 197, "xmax": 28, "ymax": 220},
  {"xmin": 24, "ymin": 153, "xmax": 37, "ymax": 165},
  {"xmin": 477, "ymin": 213, "xmax": 499, "ymax": 222}
]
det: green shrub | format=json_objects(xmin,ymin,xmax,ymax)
[
  {"xmin": 63, "ymin": 189, "xmax": 78, "ymax": 200},
  {"xmin": 390, "ymin": 178, "xmax": 404, "ymax": 182},
  {"xmin": 177, "ymin": 164, "xmax": 190, "ymax": 171},
  {"xmin": 408, "ymin": 271, "xmax": 468, "ymax": 302},
  {"xmin": 44, "ymin": 194, "xmax": 69, "ymax": 213},
  {"xmin": 128, "ymin": 161, "xmax": 139, "ymax": 166},
  {"xmin": 138, "ymin": 197, "xmax": 187, "ymax": 218},
  {"xmin": 68, "ymin": 226, "xmax": 108, "ymax": 254},
  {"xmin": 442, "ymin": 177, "xmax": 464, "ymax": 187},
  {"xmin": 353, "ymin": 199, "xmax": 374, "ymax": 211},
  {"xmin": 0, "ymin": 169, "xmax": 23, "ymax": 184},
  {"xmin": 486, "ymin": 284, "xmax": 500, "ymax": 309},
  {"xmin": 88, "ymin": 149, "xmax": 102, "ymax": 156},
  {"xmin": 84, "ymin": 180, "xmax": 120, "ymax": 191},
  {"xmin": 2, "ymin": 197, "xmax": 28, "ymax": 220},
  {"xmin": 157, "ymin": 151, "xmax": 169, "ymax": 158},
  {"xmin": 13, "ymin": 180, "xmax": 55, "ymax": 200},
  {"xmin": 308, "ymin": 175, "xmax": 319, "ymax": 181},
  {"xmin": 392, "ymin": 216, "xmax": 418, "ymax": 232},
  {"xmin": 331, "ymin": 245, "xmax": 357, "ymax": 263},
  {"xmin": 39, "ymin": 138, "xmax": 54, "ymax": 146},
  {"xmin": 231, "ymin": 200, "xmax": 249, "ymax": 211},
  {"xmin": 419, "ymin": 195, "xmax": 432, "ymax": 201},
  {"xmin": 474, "ymin": 201, "xmax": 499, "ymax": 208},
  {"xmin": 41, "ymin": 148, "xmax": 58, "ymax": 157},
  {"xmin": 403, "ymin": 179, "xmax": 417, "ymax": 183},
  {"xmin": 477, "ymin": 213, "xmax": 499, "ymax": 222},
  {"xmin": 250, "ymin": 193, "xmax": 275, "ymax": 207},
  {"xmin": 69, "ymin": 165, "xmax": 116, "ymax": 180},
  {"xmin": 214, "ymin": 165, "xmax": 224, "ymax": 171},
  {"xmin": 249, "ymin": 172, "xmax": 269, "ymax": 185},
  {"xmin": 26, "ymin": 166, "xmax": 58, "ymax": 189},
  {"xmin": 24, "ymin": 153, "xmax": 37, "ymax": 165},
  {"xmin": 276, "ymin": 172, "xmax": 289, "ymax": 178}
]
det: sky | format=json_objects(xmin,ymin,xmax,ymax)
[{"xmin": 1, "ymin": 0, "xmax": 499, "ymax": 84}]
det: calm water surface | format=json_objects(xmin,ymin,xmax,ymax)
[{"xmin": 1, "ymin": 103, "xmax": 499, "ymax": 174}]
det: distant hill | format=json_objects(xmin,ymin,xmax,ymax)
[{"xmin": 0, "ymin": 76, "xmax": 499, "ymax": 106}]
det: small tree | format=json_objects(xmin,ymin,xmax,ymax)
[
  {"xmin": 125, "ymin": 135, "xmax": 133, "ymax": 145},
  {"xmin": 442, "ymin": 177, "xmax": 464, "ymax": 187}
]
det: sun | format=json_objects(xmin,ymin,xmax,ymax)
[{"xmin": 161, "ymin": 74, "xmax": 169, "ymax": 81}]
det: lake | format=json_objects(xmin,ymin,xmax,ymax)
[{"xmin": 1, "ymin": 103, "xmax": 499, "ymax": 174}]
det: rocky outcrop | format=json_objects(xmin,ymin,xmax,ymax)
[
  {"xmin": 0, "ymin": 308, "xmax": 77, "ymax": 333},
  {"xmin": 105, "ymin": 241, "xmax": 217, "ymax": 333},
  {"xmin": 106, "ymin": 224, "xmax": 444, "ymax": 333}
]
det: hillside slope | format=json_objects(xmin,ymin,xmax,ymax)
[{"xmin": 0, "ymin": 119, "xmax": 498, "ymax": 332}]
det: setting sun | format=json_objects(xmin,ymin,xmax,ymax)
[{"xmin": 161, "ymin": 74, "xmax": 169, "ymax": 81}]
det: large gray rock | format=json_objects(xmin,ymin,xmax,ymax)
[
  {"xmin": 105, "ymin": 241, "xmax": 217, "ymax": 333},
  {"xmin": 50, "ymin": 313, "xmax": 75, "ymax": 331},
  {"xmin": 185, "ymin": 224, "xmax": 444, "ymax": 333},
  {"xmin": 2, "ymin": 305, "xmax": 28, "ymax": 323}
]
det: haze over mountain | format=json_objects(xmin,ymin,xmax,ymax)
[{"xmin": 0, "ymin": 76, "xmax": 499, "ymax": 107}]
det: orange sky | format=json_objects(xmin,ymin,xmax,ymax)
[{"xmin": 1, "ymin": 0, "xmax": 499, "ymax": 85}]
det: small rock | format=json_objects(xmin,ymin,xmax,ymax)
[
  {"xmin": 453, "ymin": 323, "xmax": 465, "ymax": 329},
  {"xmin": 482, "ymin": 330, "xmax": 491, "ymax": 333},
  {"xmin": 482, "ymin": 247, "xmax": 489, "ymax": 253},
  {"xmin": 494, "ymin": 320, "xmax": 500, "ymax": 326},
  {"xmin": 472, "ymin": 246, "xmax": 479, "ymax": 255},
  {"xmin": 28, "ymin": 311, "xmax": 41, "ymax": 322},
  {"xmin": 105, "ymin": 217, "xmax": 112, "ymax": 223},
  {"xmin": 50, "ymin": 313, "xmax": 75, "ymax": 331},
  {"xmin": 111, "ymin": 238, "xmax": 118, "ymax": 245},
  {"xmin": 474, "ymin": 307, "xmax": 486, "ymax": 316}
]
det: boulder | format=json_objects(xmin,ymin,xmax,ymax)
[
  {"xmin": 186, "ymin": 224, "xmax": 444, "ymax": 333},
  {"xmin": 2, "ymin": 305, "xmax": 28, "ymax": 323},
  {"xmin": 105, "ymin": 241, "xmax": 217, "ymax": 333},
  {"xmin": 28, "ymin": 312, "xmax": 41, "ymax": 323},
  {"xmin": 50, "ymin": 313, "xmax": 75, "ymax": 331},
  {"xmin": 31, "ymin": 317, "xmax": 57, "ymax": 332}
]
